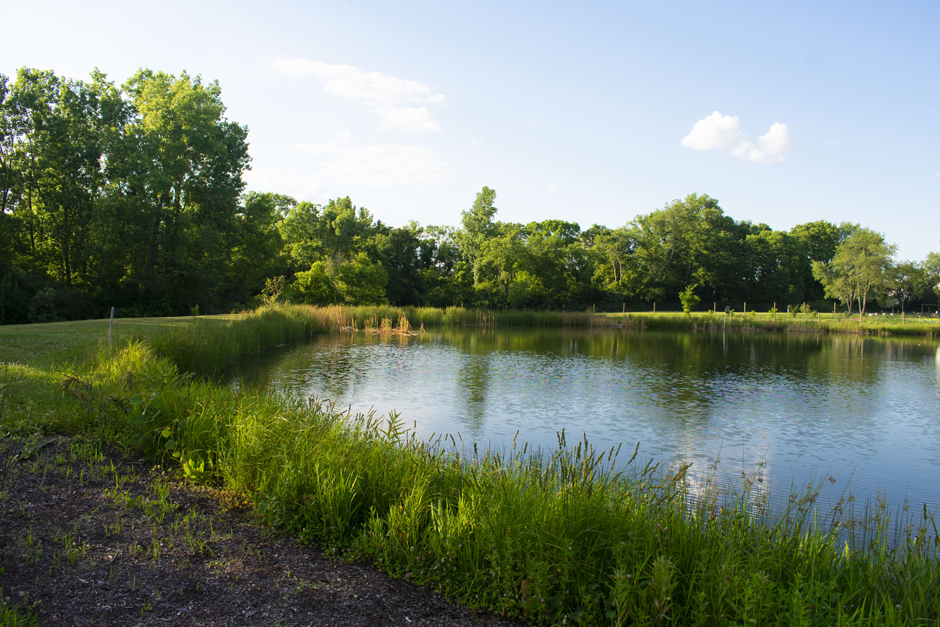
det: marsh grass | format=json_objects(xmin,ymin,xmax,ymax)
[
  {"xmin": 325, "ymin": 306, "xmax": 611, "ymax": 330},
  {"xmin": 146, "ymin": 305, "xmax": 337, "ymax": 376}
]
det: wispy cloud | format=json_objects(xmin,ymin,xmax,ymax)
[
  {"xmin": 244, "ymin": 165, "xmax": 323, "ymax": 200},
  {"xmin": 680, "ymin": 111, "xmax": 792, "ymax": 164},
  {"xmin": 380, "ymin": 107, "xmax": 441, "ymax": 133},
  {"xmin": 273, "ymin": 58, "xmax": 445, "ymax": 133},
  {"xmin": 291, "ymin": 142, "xmax": 452, "ymax": 186}
]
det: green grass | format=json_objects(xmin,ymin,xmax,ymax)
[
  {"xmin": 2, "ymin": 305, "xmax": 940, "ymax": 625},
  {"xmin": 614, "ymin": 310, "xmax": 940, "ymax": 337},
  {"xmin": 0, "ymin": 597, "xmax": 39, "ymax": 627}
]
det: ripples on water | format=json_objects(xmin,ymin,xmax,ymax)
[{"xmin": 231, "ymin": 328, "xmax": 940, "ymax": 521}]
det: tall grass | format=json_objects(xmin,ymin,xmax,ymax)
[
  {"xmin": 251, "ymin": 304, "xmax": 614, "ymax": 332},
  {"xmin": 71, "ymin": 340, "xmax": 937, "ymax": 626},
  {"xmin": 147, "ymin": 305, "xmax": 337, "ymax": 376}
]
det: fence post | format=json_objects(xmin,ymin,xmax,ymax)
[{"xmin": 108, "ymin": 307, "xmax": 115, "ymax": 358}]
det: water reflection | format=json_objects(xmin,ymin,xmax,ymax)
[{"xmin": 230, "ymin": 328, "xmax": 940, "ymax": 513}]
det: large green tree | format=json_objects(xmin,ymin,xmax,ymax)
[
  {"xmin": 623, "ymin": 194, "xmax": 749, "ymax": 305},
  {"xmin": 457, "ymin": 186, "xmax": 498, "ymax": 276},
  {"xmin": 819, "ymin": 228, "xmax": 896, "ymax": 320},
  {"xmin": 113, "ymin": 69, "xmax": 250, "ymax": 314},
  {"xmin": 746, "ymin": 228, "xmax": 805, "ymax": 305}
]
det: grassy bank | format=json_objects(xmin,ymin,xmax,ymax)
[
  {"xmin": 2, "ymin": 306, "xmax": 939, "ymax": 625},
  {"xmin": 617, "ymin": 310, "xmax": 940, "ymax": 337}
]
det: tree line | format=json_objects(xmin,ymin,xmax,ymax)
[{"xmin": 1, "ymin": 67, "xmax": 938, "ymax": 324}]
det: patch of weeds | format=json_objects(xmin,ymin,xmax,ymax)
[
  {"xmin": 295, "ymin": 579, "xmax": 318, "ymax": 594},
  {"xmin": 0, "ymin": 595, "xmax": 39, "ymax": 627},
  {"xmin": 53, "ymin": 525, "xmax": 89, "ymax": 566},
  {"xmin": 0, "ymin": 440, "xmax": 27, "ymax": 501},
  {"xmin": 144, "ymin": 479, "xmax": 177, "ymax": 523},
  {"xmin": 104, "ymin": 517, "xmax": 123, "ymax": 537}
]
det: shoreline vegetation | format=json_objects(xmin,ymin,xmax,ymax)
[{"xmin": 2, "ymin": 305, "xmax": 939, "ymax": 625}]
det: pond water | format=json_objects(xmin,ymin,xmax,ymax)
[{"xmin": 231, "ymin": 328, "xmax": 940, "ymax": 517}]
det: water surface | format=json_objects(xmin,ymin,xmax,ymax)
[{"xmin": 231, "ymin": 328, "xmax": 940, "ymax": 514}]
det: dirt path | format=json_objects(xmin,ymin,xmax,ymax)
[{"xmin": 0, "ymin": 437, "xmax": 520, "ymax": 626}]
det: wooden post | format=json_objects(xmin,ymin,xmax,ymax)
[
  {"xmin": 773, "ymin": 302, "xmax": 776, "ymax": 322},
  {"xmin": 743, "ymin": 301, "xmax": 747, "ymax": 314},
  {"xmin": 108, "ymin": 307, "xmax": 115, "ymax": 358},
  {"xmin": 622, "ymin": 303, "xmax": 625, "ymax": 313},
  {"xmin": 833, "ymin": 302, "xmax": 837, "ymax": 315},
  {"xmin": 653, "ymin": 302, "xmax": 656, "ymax": 313}
]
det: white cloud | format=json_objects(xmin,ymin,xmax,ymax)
[
  {"xmin": 273, "ymin": 58, "xmax": 445, "ymax": 132},
  {"xmin": 380, "ymin": 107, "xmax": 442, "ymax": 133},
  {"xmin": 272, "ymin": 58, "xmax": 358, "ymax": 79},
  {"xmin": 680, "ymin": 111, "xmax": 792, "ymax": 164},
  {"xmin": 291, "ymin": 142, "xmax": 452, "ymax": 187},
  {"xmin": 736, "ymin": 122, "xmax": 792, "ymax": 164},
  {"xmin": 680, "ymin": 112, "xmax": 747, "ymax": 151}
]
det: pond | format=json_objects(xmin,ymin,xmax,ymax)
[{"xmin": 230, "ymin": 328, "xmax": 940, "ymax": 518}]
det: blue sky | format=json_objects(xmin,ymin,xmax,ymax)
[{"xmin": 3, "ymin": 0, "xmax": 938, "ymax": 260}]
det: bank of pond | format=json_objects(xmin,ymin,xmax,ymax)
[{"xmin": 2, "ymin": 304, "xmax": 939, "ymax": 626}]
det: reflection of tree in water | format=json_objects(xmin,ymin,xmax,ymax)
[
  {"xmin": 592, "ymin": 331, "xmax": 860, "ymax": 425},
  {"xmin": 229, "ymin": 334, "xmax": 370, "ymax": 400},
  {"xmin": 454, "ymin": 354, "xmax": 491, "ymax": 437}
]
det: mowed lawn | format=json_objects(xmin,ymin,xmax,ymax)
[{"xmin": 0, "ymin": 315, "xmax": 242, "ymax": 368}]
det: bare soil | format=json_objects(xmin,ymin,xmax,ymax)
[{"xmin": 0, "ymin": 436, "xmax": 521, "ymax": 626}]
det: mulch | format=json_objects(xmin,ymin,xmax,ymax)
[{"xmin": 0, "ymin": 436, "xmax": 522, "ymax": 626}]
